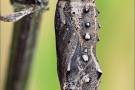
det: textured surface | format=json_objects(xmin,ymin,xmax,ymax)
[
  {"xmin": 55, "ymin": 0, "xmax": 102, "ymax": 90},
  {"xmin": 1, "ymin": 0, "xmax": 134, "ymax": 90},
  {"xmin": 0, "ymin": 5, "xmax": 44, "ymax": 22},
  {"xmin": 0, "ymin": 0, "xmax": 49, "ymax": 22}
]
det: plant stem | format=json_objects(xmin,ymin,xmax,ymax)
[{"xmin": 5, "ymin": 1, "xmax": 49, "ymax": 90}]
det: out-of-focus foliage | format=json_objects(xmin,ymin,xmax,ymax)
[{"xmin": 1, "ymin": 0, "xmax": 134, "ymax": 90}]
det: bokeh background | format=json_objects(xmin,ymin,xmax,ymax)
[{"xmin": 1, "ymin": 0, "xmax": 134, "ymax": 90}]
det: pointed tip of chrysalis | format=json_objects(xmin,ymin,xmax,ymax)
[
  {"xmin": 98, "ymin": 10, "xmax": 100, "ymax": 14},
  {"xmin": 98, "ymin": 24, "xmax": 101, "ymax": 29}
]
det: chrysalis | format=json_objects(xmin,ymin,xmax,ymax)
[{"xmin": 55, "ymin": 0, "xmax": 102, "ymax": 90}]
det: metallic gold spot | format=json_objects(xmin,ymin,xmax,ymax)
[
  {"xmin": 82, "ymin": 55, "xmax": 89, "ymax": 61},
  {"xmin": 84, "ymin": 49, "xmax": 88, "ymax": 52},
  {"xmin": 85, "ymin": 33, "xmax": 90, "ymax": 40},
  {"xmin": 86, "ymin": 22, "xmax": 90, "ymax": 27}
]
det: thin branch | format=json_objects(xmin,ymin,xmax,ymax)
[{"xmin": 4, "ymin": 0, "xmax": 49, "ymax": 90}]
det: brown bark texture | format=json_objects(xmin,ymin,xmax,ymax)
[{"xmin": 55, "ymin": 0, "xmax": 102, "ymax": 90}]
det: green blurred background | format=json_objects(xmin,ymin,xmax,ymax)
[{"xmin": 1, "ymin": 0, "xmax": 134, "ymax": 90}]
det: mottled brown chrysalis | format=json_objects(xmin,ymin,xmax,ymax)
[{"xmin": 55, "ymin": 0, "xmax": 102, "ymax": 90}]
